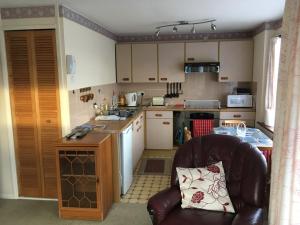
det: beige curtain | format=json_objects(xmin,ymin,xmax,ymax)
[
  {"xmin": 269, "ymin": 0, "xmax": 300, "ymax": 224},
  {"xmin": 264, "ymin": 36, "xmax": 281, "ymax": 127}
]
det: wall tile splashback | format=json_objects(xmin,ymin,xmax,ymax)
[
  {"xmin": 68, "ymin": 83, "xmax": 119, "ymax": 129},
  {"xmin": 119, "ymin": 73, "xmax": 253, "ymax": 106}
]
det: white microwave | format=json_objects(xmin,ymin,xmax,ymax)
[{"xmin": 227, "ymin": 95, "xmax": 253, "ymax": 108}]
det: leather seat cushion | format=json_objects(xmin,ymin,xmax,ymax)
[{"xmin": 160, "ymin": 206, "xmax": 235, "ymax": 225}]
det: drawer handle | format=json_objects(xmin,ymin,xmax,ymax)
[
  {"xmin": 137, "ymin": 126, "xmax": 142, "ymax": 132},
  {"xmin": 163, "ymin": 121, "xmax": 170, "ymax": 125},
  {"xmin": 233, "ymin": 114, "xmax": 242, "ymax": 118},
  {"xmin": 148, "ymin": 77, "xmax": 156, "ymax": 81},
  {"xmin": 122, "ymin": 77, "xmax": 130, "ymax": 81},
  {"xmin": 160, "ymin": 77, "xmax": 167, "ymax": 81},
  {"xmin": 187, "ymin": 57, "xmax": 195, "ymax": 61},
  {"xmin": 155, "ymin": 114, "xmax": 163, "ymax": 117},
  {"xmin": 220, "ymin": 76, "xmax": 229, "ymax": 80},
  {"xmin": 46, "ymin": 119, "xmax": 51, "ymax": 123}
]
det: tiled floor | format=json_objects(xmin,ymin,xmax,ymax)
[{"xmin": 121, "ymin": 149, "xmax": 176, "ymax": 204}]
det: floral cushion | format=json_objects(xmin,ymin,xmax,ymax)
[{"xmin": 176, "ymin": 161, "xmax": 235, "ymax": 213}]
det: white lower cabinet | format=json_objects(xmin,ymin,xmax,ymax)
[
  {"xmin": 132, "ymin": 112, "xmax": 145, "ymax": 170},
  {"xmin": 146, "ymin": 111, "xmax": 173, "ymax": 149}
]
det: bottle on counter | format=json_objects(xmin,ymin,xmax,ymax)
[
  {"xmin": 93, "ymin": 103, "xmax": 102, "ymax": 116},
  {"xmin": 119, "ymin": 94, "xmax": 126, "ymax": 106},
  {"xmin": 102, "ymin": 98, "xmax": 109, "ymax": 115}
]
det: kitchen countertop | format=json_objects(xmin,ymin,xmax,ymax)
[
  {"xmin": 57, "ymin": 131, "xmax": 111, "ymax": 147},
  {"xmin": 79, "ymin": 105, "xmax": 255, "ymax": 134},
  {"xmin": 88, "ymin": 109, "xmax": 144, "ymax": 133},
  {"xmin": 144, "ymin": 105, "xmax": 256, "ymax": 112}
]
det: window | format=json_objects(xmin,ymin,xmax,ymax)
[{"xmin": 264, "ymin": 36, "xmax": 281, "ymax": 127}]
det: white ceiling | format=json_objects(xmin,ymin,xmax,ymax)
[{"xmin": 0, "ymin": 0, "xmax": 286, "ymax": 35}]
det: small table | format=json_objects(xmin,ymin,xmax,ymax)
[
  {"xmin": 213, "ymin": 127, "xmax": 273, "ymax": 168},
  {"xmin": 213, "ymin": 127, "xmax": 273, "ymax": 206}
]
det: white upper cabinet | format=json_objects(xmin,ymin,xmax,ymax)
[
  {"xmin": 132, "ymin": 43, "xmax": 158, "ymax": 83},
  {"xmin": 219, "ymin": 40, "xmax": 254, "ymax": 82},
  {"xmin": 116, "ymin": 44, "xmax": 132, "ymax": 83},
  {"xmin": 185, "ymin": 42, "xmax": 219, "ymax": 62},
  {"xmin": 158, "ymin": 43, "xmax": 185, "ymax": 83}
]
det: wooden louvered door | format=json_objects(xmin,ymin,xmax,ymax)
[
  {"xmin": 32, "ymin": 30, "xmax": 61, "ymax": 198},
  {"xmin": 6, "ymin": 31, "xmax": 42, "ymax": 197},
  {"xmin": 5, "ymin": 30, "xmax": 61, "ymax": 198}
]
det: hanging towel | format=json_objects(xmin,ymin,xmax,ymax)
[{"xmin": 192, "ymin": 119, "xmax": 214, "ymax": 137}]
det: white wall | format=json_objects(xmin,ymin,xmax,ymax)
[
  {"xmin": 0, "ymin": 39, "xmax": 18, "ymax": 198},
  {"xmin": 63, "ymin": 18, "xmax": 116, "ymax": 90}
]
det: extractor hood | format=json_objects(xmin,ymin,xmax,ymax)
[{"xmin": 184, "ymin": 62, "xmax": 220, "ymax": 74}]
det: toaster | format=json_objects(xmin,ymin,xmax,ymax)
[{"xmin": 152, "ymin": 97, "xmax": 165, "ymax": 106}]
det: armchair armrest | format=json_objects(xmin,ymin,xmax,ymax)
[
  {"xmin": 232, "ymin": 206, "xmax": 264, "ymax": 225},
  {"xmin": 147, "ymin": 186, "xmax": 181, "ymax": 225}
]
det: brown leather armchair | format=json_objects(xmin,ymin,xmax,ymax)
[{"xmin": 147, "ymin": 134, "xmax": 267, "ymax": 225}]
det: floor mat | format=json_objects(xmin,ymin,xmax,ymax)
[{"xmin": 138, "ymin": 158, "xmax": 172, "ymax": 175}]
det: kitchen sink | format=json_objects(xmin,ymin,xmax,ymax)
[{"xmin": 95, "ymin": 108, "xmax": 138, "ymax": 121}]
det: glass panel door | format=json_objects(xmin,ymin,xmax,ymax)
[{"xmin": 59, "ymin": 150, "xmax": 97, "ymax": 208}]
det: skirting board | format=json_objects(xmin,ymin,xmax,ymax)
[{"xmin": 0, "ymin": 193, "xmax": 58, "ymax": 201}]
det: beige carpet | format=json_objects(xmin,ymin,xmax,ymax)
[{"xmin": 0, "ymin": 199, "xmax": 152, "ymax": 225}]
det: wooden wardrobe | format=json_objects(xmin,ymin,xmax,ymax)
[{"xmin": 5, "ymin": 30, "xmax": 61, "ymax": 198}]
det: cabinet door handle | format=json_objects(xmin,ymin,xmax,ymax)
[
  {"xmin": 220, "ymin": 76, "xmax": 229, "ymax": 80},
  {"xmin": 136, "ymin": 121, "xmax": 139, "ymax": 125},
  {"xmin": 122, "ymin": 77, "xmax": 130, "ymax": 81},
  {"xmin": 155, "ymin": 113, "xmax": 162, "ymax": 117},
  {"xmin": 96, "ymin": 177, "xmax": 99, "ymax": 183},
  {"xmin": 162, "ymin": 121, "xmax": 170, "ymax": 125},
  {"xmin": 233, "ymin": 114, "xmax": 242, "ymax": 118},
  {"xmin": 148, "ymin": 77, "xmax": 156, "ymax": 81},
  {"xmin": 160, "ymin": 77, "xmax": 167, "ymax": 81},
  {"xmin": 187, "ymin": 57, "xmax": 195, "ymax": 61}
]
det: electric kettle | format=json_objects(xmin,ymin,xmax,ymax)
[{"xmin": 125, "ymin": 92, "xmax": 138, "ymax": 106}]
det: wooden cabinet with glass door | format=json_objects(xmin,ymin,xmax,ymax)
[{"xmin": 56, "ymin": 132, "xmax": 112, "ymax": 220}]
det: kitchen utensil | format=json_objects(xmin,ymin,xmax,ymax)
[
  {"xmin": 169, "ymin": 83, "xmax": 172, "ymax": 98},
  {"xmin": 179, "ymin": 83, "xmax": 183, "ymax": 94},
  {"xmin": 165, "ymin": 83, "xmax": 169, "ymax": 98},
  {"xmin": 175, "ymin": 83, "xmax": 179, "ymax": 97},
  {"xmin": 171, "ymin": 83, "xmax": 175, "ymax": 97}
]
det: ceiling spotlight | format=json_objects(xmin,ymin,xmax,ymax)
[
  {"xmin": 155, "ymin": 19, "xmax": 216, "ymax": 34},
  {"xmin": 191, "ymin": 24, "xmax": 196, "ymax": 34},
  {"xmin": 155, "ymin": 29, "xmax": 160, "ymax": 37},
  {"xmin": 211, "ymin": 23, "xmax": 217, "ymax": 31}
]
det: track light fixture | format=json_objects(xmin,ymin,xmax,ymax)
[
  {"xmin": 191, "ymin": 24, "xmax": 196, "ymax": 34},
  {"xmin": 211, "ymin": 23, "xmax": 217, "ymax": 31},
  {"xmin": 155, "ymin": 29, "xmax": 160, "ymax": 37},
  {"xmin": 154, "ymin": 19, "xmax": 216, "ymax": 37}
]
